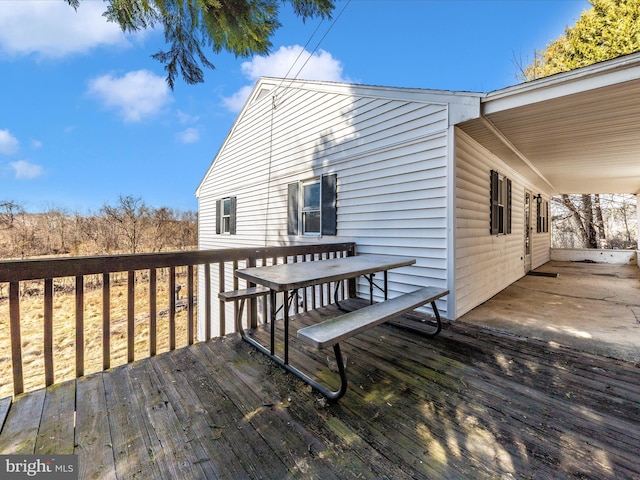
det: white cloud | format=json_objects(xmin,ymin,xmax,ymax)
[
  {"xmin": 223, "ymin": 45, "xmax": 348, "ymax": 112},
  {"xmin": 177, "ymin": 128, "xmax": 200, "ymax": 144},
  {"xmin": 0, "ymin": 129, "xmax": 19, "ymax": 155},
  {"xmin": 87, "ymin": 70, "xmax": 173, "ymax": 122},
  {"xmin": 10, "ymin": 160, "xmax": 44, "ymax": 179},
  {"xmin": 0, "ymin": 2, "xmax": 128, "ymax": 59},
  {"xmin": 223, "ymin": 86, "xmax": 256, "ymax": 113},
  {"xmin": 177, "ymin": 110, "xmax": 200, "ymax": 124}
]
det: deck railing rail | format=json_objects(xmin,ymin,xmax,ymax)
[{"xmin": 0, "ymin": 242, "xmax": 356, "ymax": 397}]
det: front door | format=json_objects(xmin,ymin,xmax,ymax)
[{"xmin": 524, "ymin": 190, "xmax": 532, "ymax": 272}]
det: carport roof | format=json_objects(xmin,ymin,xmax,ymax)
[{"xmin": 457, "ymin": 52, "xmax": 640, "ymax": 195}]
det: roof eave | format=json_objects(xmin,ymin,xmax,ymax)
[{"xmin": 482, "ymin": 51, "xmax": 640, "ymax": 115}]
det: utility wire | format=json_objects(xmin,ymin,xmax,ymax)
[
  {"xmin": 273, "ymin": 0, "xmax": 351, "ymax": 109},
  {"xmin": 265, "ymin": 1, "xmax": 351, "ymax": 245}
]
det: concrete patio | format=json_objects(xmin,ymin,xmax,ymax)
[{"xmin": 458, "ymin": 260, "xmax": 640, "ymax": 364}]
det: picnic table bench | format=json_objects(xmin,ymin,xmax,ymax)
[
  {"xmin": 297, "ymin": 286, "xmax": 449, "ymax": 399},
  {"xmin": 218, "ymin": 286, "xmax": 270, "ymax": 332}
]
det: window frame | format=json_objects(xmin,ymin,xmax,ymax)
[
  {"xmin": 222, "ymin": 198, "xmax": 232, "ymax": 234},
  {"xmin": 301, "ymin": 178, "xmax": 321, "ymax": 235}
]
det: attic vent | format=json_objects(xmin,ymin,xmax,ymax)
[{"xmin": 254, "ymin": 86, "xmax": 274, "ymax": 103}]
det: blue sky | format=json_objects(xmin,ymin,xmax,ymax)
[{"xmin": 0, "ymin": 0, "xmax": 589, "ymax": 214}]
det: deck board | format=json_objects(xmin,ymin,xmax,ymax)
[
  {"xmin": 75, "ymin": 374, "xmax": 116, "ymax": 480},
  {"xmin": 103, "ymin": 363, "xmax": 164, "ymax": 479},
  {"xmin": 1, "ymin": 298, "xmax": 639, "ymax": 479},
  {"xmin": 35, "ymin": 380, "xmax": 75, "ymax": 454},
  {"xmin": 0, "ymin": 388, "xmax": 45, "ymax": 454}
]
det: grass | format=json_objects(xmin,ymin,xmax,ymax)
[{"xmin": 0, "ymin": 270, "xmax": 195, "ymax": 398}]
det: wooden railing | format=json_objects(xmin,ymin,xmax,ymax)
[{"xmin": 0, "ymin": 242, "xmax": 356, "ymax": 397}]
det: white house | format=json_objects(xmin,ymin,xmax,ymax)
[{"xmin": 196, "ymin": 52, "xmax": 640, "ymax": 328}]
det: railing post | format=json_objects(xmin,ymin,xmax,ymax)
[
  {"xmin": 76, "ymin": 275, "xmax": 84, "ymax": 378},
  {"xmin": 149, "ymin": 269, "xmax": 157, "ymax": 357},
  {"xmin": 218, "ymin": 262, "xmax": 225, "ymax": 337},
  {"xmin": 247, "ymin": 254, "xmax": 258, "ymax": 330},
  {"xmin": 103, "ymin": 273, "xmax": 111, "ymax": 370},
  {"xmin": 232, "ymin": 259, "xmax": 239, "ymax": 331},
  {"xmin": 187, "ymin": 264, "xmax": 194, "ymax": 345},
  {"xmin": 127, "ymin": 271, "xmax": 135, "ymax": 363},
  {"xmin": 347, "ymin": 244, "xmax": 357, "ymax": 299},
  {"xmin": 9, "ymin": 281, "xmax": 23, "ymax": 396},
  {"xmin": 204, "ymin": 263, "xmax": 211, "ymax": 340},
  {"xmin": 44, "ymin": 279, "xmax": 53, "ymax": 386},
  {"xmin": 169, "ymin": 266, "xmax": 176, "ymax": 350}
]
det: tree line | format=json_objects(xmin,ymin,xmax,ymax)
[
  {"xmin": 552, "ymin": 194, "xmax": 637, "ymax": 250},
  {"xmin": 0, "ymin": 195, "xmax": 197, "ymax": 259}
]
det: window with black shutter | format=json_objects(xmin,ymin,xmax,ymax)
[
  {"xmin": 287, "ymin": 174, "xmax": 337, "ymax": 236},
  {"xmin": 490, "ymin": 170, "xmax": 512, "ymax": 235},
  {"xmin": 536, "ymin": 198, "xmax": 549, "ymax": 233},
  {"xmin": 216, "ymin": 196, "xmax": 236, "ymax": 234}
]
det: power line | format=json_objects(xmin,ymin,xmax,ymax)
[
  {"xmin": 264, "ymin": 1, "xmax": 351, "ymax": 244},
  {"xmin": 273, "ymin": 0, "xmax": 351, "ymax": 108}
]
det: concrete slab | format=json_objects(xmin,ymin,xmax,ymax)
[{"xmin": 458, "ymin": 261, "xmax": 640, "ymax": 364}]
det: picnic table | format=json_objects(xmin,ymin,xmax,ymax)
[{"xmin": 229, "ymin": 254, "xmax": 447, "ymax": 400}]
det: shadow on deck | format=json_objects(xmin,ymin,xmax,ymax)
[{"xmin": 1, "ymin": 298, "xmax": 639, "ymax": 479}]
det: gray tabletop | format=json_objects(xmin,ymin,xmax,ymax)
[{"xmin": 235, "ymin": 254, "xmax": 416, "ymax": 291}]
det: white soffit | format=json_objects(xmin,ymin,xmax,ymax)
[{"xmin": 461, "ymin": 53, "xmax": 640, "ymax": 195}]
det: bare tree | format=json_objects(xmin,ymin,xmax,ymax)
[
  {"xmin": 593, "ymin": 194, "xmax": 606, "ymax": 247},
  {"xmin": 0, "ymin": 200, "xmax": 24, "ymax": 230},
  {"xmin": 42, "ymin": 206, "xmax": 71, "ymax": 254},
  {"xmin": 177, "ymin": 210, "xmax": 198, "ymax": 249},
  {"xmin": 553, "ymin": 194, "xmax": 636, "ymax": 249},
  {"xmin": 101, "ymin": 195, "xmax": 151, "ymax": 254}
]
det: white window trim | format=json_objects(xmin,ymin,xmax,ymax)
[{"xmin": 301, "ymin": 178, "xmax": 321, "ymax": 236}]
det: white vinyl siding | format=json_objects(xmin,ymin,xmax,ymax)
[
  {"xmin": 197, "ymin": 81, "xmax": 464, "ymax": 334},
  {"xmin": 454, "ymin": 128, "xmax": 551, "ymax": 318}
]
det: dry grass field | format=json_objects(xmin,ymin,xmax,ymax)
[{"xmin": 0, "ymin": 270, "xmax": 195, "ymax": 398}]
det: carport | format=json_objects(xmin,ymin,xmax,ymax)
[{"xmin": 456, "ymin": 52, "xmax": 640, "ymax": 361}]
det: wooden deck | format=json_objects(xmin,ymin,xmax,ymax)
[{"xmin": 1, "ymin": 298, "xmax": 639, "ymax": 479}]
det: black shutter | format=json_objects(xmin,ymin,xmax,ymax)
[
  {"xmin": 490, "ymin": 170, "xmax": 499, "ymax": 235},
  {"xmin": 215, "ymin": 199, "xmax": 221, "ymax": 234},
  {"xmin": 287, "ymin": 183, "xmax": 299, "ymax": 235},
  {"xmin": 229, "ymin": 196, "xmax": 237, "ymax": 235},
  {"xmin": 545, "ymin": 201, "xmax": 549, "ymax": 233},
  {"xmin": 321, "ymin": 174, "xmax": 337, "ymax": 236},
  {"xmin": 506, "ymin": 178, "xmax": 512, "ymax": 234}
]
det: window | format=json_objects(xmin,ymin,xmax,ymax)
[
  {"xmin": 536, "ymin": 198, "xmax": 549, "ymax": 233},
  {"xmin": 288, "ymin": 174, "xmax": 337, "ymax": 236},
  {"xmin": 490, "ymin": 170, "xmax": 512, "ymax": 235},
  {"xmin": 216, "ymin": 196, "xmax": 236, "ymax": 234},
  {"xmin": 302, "ymin": 180, "xmax": 321, "ymax": 234}
]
